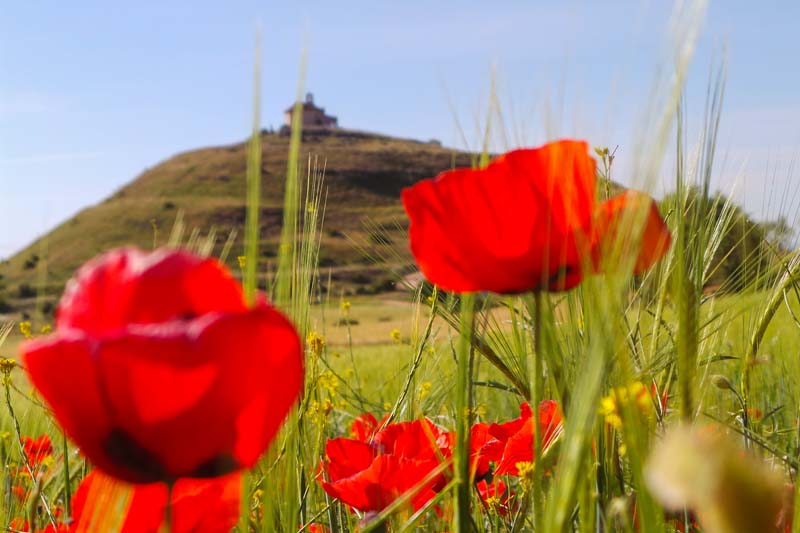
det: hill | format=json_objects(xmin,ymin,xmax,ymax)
[{"xmin": 0, "ymin": 128, "xmax": 475, "ymax": 316}]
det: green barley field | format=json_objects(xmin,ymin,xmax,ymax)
[{"xmin": 3, "ymin": 2, "xmax": 800, "ymax": 532}]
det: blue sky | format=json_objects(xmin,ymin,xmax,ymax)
[{"xmin": 2, "ymin": 1, "xmax": 799, "ymax": 258}]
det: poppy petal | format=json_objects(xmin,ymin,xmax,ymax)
[
  {"xmin": 350, "ymin": 413, "xmax": 379, "ymax": 442},
  {"xmin": 71, "ymin": 470, "xmax": 240, "ymax": 533},
  {"xmin": 593, "ymin": 190, "xmax": 671, "ymax": 274},
  {"xmin": 22, "ymin": 333, "xmax": 119, "ymax": 477},
  {"xmin": 324, "ymin": 438, "xmax": 376, "ymax": 481},
  {"xmin": 92, "ymin": 307, "xmax": 302, "ymax": 481},
  {"xmin": 57, "ymin": 247, "xmax": 246, "ymax": 335},
  {"xmin": 320, "ymin": 455, "xmax": 397, "ymax": 512}
]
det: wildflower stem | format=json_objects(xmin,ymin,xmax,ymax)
[
  {"xmin": 385, "ymin": 289, "xmax": 437, "ymax": 427},
  {"xmin": 453, "ymin": 292, "xmax": 475, "ymax": 533},
  {"xmin": 530, "ymin": 291, "xmax": 545, "ymax": 531},
  {"xmin": 62, "ymin": 430, "xmax": 71, "ymax": 517}
]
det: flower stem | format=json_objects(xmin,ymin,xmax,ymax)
[
  {"xmin": 528, "ymin": 292, "xmax": 545, "ymax": 531},
  {"xmin": 453, "ymin": 292, "xmax": 475, "ymax": 533},
  {"xmin": 62, "ymin": 430, "xmax": 71, "ymax": 517}
]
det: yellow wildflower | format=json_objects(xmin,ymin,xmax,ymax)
[
  {"xmin": 40, "ymin": 324, "xmax": 52, "ymax": 334},
  {"xmin": 516, "ymin": 461, "xmax": 534, "ymax": 478},
  {"xmin": 340, "ymin": 300, "xmax": 351, "ymax": 314},
  {"xmin": 390, "ymin": 328, "xmax": 402, "ymax": 343},
  {"xmin": 600, "ymin": 381, "xmax": 653, "ymax": 429},
  {"xmin": 307, "ymin": 331, "xmax": 326, "ymax": 358},
  {"xmin": 236, "ymin": 255, "xmax": 247, "ymax": 269},
  {"xmin": 600, "ymin": 395, "xmax": 623, "ymax": 429},
  {"xmin": 19, "ymin": 321, "xmax": 32, "ymax": 339},
  {"xmin": 0, "ymin": 358, "xmax": 16, "ymax": 375},
  {"xmin": 318, "ymin": 370, "xmax": 339, "ymax": 396},
  {"xmin": 419, "ymin": 381, "xmax": 432, "ymax": 399}
]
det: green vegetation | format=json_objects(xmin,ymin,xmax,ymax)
[{"xmin": 2, "ymin": 3, "xmax": 800, "ymax": 531}]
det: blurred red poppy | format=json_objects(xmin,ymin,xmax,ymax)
[
  {"xmin": 319, "ymin": 418, "xmax": 451, "ymax": 513},
  {"xmin": 476, "ymin": 479, "xmax": 515, "ymax": 516},
  {"xmin": 402, "ymin": 140, "xmax": 670, "ymax": 293},
  {"xmin": 591, "ymin": 190, "xmax": 671, "ymax": 274},
  {"xmin": 70, "ymin": 470, "xmax": 240, "ymax": 533},
  {"xmin": 11, "ymin": 484, "xmax": 26, "ymax": 502},
  {"xmin": 9, "ymin": 519, "xmax": 71, "ymax": 533},
  {"xmin": 22, "ymin": 434, "xmax": 54, "ymax": 466},
  {"xmin": 473, "ymin": 401, "xmax": 563, "ymax": 476},
  {"xmin": 21, "ymin": 247, "xmax": 303, "ymax": 484}
]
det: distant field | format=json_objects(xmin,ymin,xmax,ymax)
[{"xmin": 7, "ymin": 289, "xmax": 799, "ymax": 417}]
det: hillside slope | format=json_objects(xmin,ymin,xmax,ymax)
[{"xmin": 1, "ymin": 129, "xmax": 475, "ymax": 315}]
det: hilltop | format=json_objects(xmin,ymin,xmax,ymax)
[{"xmin": 1, "ymin": 128, "xmax": 475, "ymax": 316}]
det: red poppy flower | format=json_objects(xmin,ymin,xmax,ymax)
[
  {"xmin": 11, "ymin": 484, "xmax": 26, "ymax": 502},
  {"xmin": 349, "ymin": 413, "xmax": 380, "ymax": 442},
  {"xmin": 476, "ymin": 479, "xmax": 515, "ymax": 516},
  {"xmin": 8, "ymin": 519, "xmax": 70, "ymax": 533},
  {"xmin": 468, "ymin": 423, "xmax": 494, "ymax": 480},
  {"xmin": 21, "ymin": 247, "xmax": 303, "ymax": 484},
  {"xmin": 371, "ymin": 419, "xmax": 451, "ymax": 464},
  {"xmin": 319, "ymin": 418, "xmax": 451, "ymax": 513},
  {"xmin": 402, "ymin": 140, "xmax": 671, "ymax": 293},
  {"xmin": 70, "ymin": 470, "xmax": 240, "ymax": 533},
  {"xmin": 473, "ymin": 401, "xmax": 563, "ymax": 476},
  {"xmin": 41, "ymin": 526, "xmax": 71, "ymax": 533},
  {"xmin": 591, "ymin": 190, "xmax": 672, "ymax": 274},
  {"xmin": 22, "ymin": 434, "xmax": 54, "ymax": 466}
]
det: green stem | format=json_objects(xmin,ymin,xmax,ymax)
[
  {"xmin": 674, "ymin": 255, "xmax": 697, "ymax": 423},
  {"xmin": 62, "ymin": 430, "xmax": 71, "ymax": 517},
  {"xmin": 530, "ymin": 292, "xmax": 544, "ymax": 531},
  {"xmin": 453, "ymin": 293, "xmax": 475, "ymax": 533}
]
